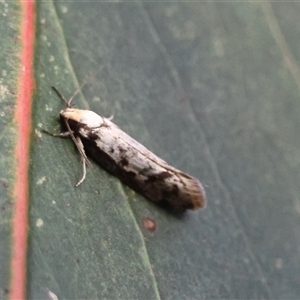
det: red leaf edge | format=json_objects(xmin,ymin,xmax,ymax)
[{"xmin": 10, "ymin": 1, "xmax": 35, "ymax": 299}]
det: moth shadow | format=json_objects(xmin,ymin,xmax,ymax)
[{"xmin": 155, "ymin": 200, "xmax": 189, "ymax": 220}]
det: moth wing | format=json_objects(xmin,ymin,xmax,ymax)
[{"xmin": 80, "ymin": 118, "xmax": 206, "ymax": 211}]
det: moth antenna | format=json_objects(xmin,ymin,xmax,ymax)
[
  {"xmin": 68, "ymin": 64, "xmax": 107, "ymax": 106},
  {"xmin": 51, "ymin": 86, "xmax": 70, "ymax": 107},
  {"xmin": 67, "ymin": 81, "xmax": 86, "ymax": 107},
  {"xmin": 52, "ymin": 83, "xmax": 86, "ymax": 108},
  {"xmin": 52, "ymin": 64, "xmax": 107, "ymax": 108}
]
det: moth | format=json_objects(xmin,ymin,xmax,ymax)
[{"xmin": 49, "ymin": 87, "xmax": 207, "ymax": 211}]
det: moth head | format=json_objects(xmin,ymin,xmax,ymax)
[
  {"xmin": 52, "ymin": 87, "xmax": 103, "ymax": 128},
  {"xmin": 60, "ymin": 108, "xmax": 103, "ymax": 127}
]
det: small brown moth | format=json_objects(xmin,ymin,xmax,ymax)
[{"xmin": 49, "ymin": 87, "xmax": 206, "ymax": 211}]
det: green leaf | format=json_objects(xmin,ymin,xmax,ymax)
[
  {"xmin": 2, "ymin": 1, "xmax": 300, "ymax": 299},
  {"xmin": 0, "ymin": 1, "xmax": 22, "ymax": 298}
]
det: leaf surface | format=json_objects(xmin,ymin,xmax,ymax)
[{"xmin": 2, "ymin": 1, "xmax": 300, "ymax": 299}]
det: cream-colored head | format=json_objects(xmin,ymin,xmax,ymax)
[
  {"xmin": 60, "ymin": 108, "xmax": 103, "ymax": 127},
  {"xmin": 52, "ymin": 86, "xmax": 103, "ymax": 128}
]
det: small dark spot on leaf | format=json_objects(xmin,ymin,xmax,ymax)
[
  {"xmin": 1, "ymin": 200, "xmax": 12, "ymax": 212},
  {"xmin": 0, "ymin": 179, "xmax": 9, "ymax": 188},
  {"xmin": 143, "ymin": 217, "xmax": 156, "ymax": 232}
]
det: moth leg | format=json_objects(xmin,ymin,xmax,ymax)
[
  {"xmin": 74, "ymin": 137, "xmax": 88, "ymax": 187},
  {"xmin": 42, "ymin": 129, "xmax": 74, "ymax": 137},
  {"xmin": 107, "ymin": 114, "xmax": 114, "ymax": 121},
  {"xmin": 98, "ymin": 117, "xmax": 113, "ymax": 129}
]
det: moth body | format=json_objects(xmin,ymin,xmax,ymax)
[{"xmin": 60, "ymin": 107, "xmax": 206, "ymax": 211}]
